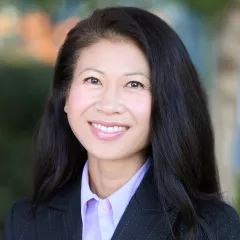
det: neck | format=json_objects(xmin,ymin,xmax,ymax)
[{"xmin": 88, "ymin": 153, "xmax": 147, "ymax": 199}]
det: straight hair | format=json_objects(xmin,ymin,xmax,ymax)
[{"xmin": 32, "ymin": 6, "xmax": 221, "ymax": 239}]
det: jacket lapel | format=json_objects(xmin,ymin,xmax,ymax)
[
  {"xmin": 35, "ymin": 167, "xmax": 179, "ymax": 240},
  {"xmin": 111, "ymin": 167, "xmax": 179, "ymax": 240}
]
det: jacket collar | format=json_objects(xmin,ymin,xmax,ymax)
[
  {"xmin": 45, "ymin": 167, "xmax": 179, "ymax": 240},
  {"xmin": 47, "ymin": 166, "xmax": 174, "ymax": 214},
  {"xmin": 48, "ymin": 180, "xmax": 81, "ymax": 211}
]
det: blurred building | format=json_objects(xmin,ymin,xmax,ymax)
[
  {"xmin": 212, "ymin": 0, "xmax": 240, "ymax": 203},
  {"xmin": 0, "ymin": 4, "xmax": 79, "ymax": 64}
]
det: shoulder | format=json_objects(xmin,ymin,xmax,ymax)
[
  {"xmin": 6, "ymin": 199, "xmax": 31, "ymax": 222},
  {"xmin": 4, "ymin": 199, "xmax": 35, "ymax": 239},
  {"xmin": 195, "ymin": 198, "xmax": 240, "ymax": 239},
  {"xmin": 11, "ymin": 198, "xmax": 31, "ymax": 213}
]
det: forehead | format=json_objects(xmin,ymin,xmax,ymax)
[{"xmin": 75, "ymin": 39, "xmax": 150, "ymax": 76}]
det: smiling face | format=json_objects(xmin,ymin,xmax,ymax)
[{"xmin": 65, "ymin": 39, "xmax": 151, "ymax": 162}]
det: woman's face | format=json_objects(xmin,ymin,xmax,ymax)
[{"xmin": 65, "ymin": 39, "xmax": 151, "ymax": 162}]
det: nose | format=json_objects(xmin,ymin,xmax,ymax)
[{"xmin": 95, "ymin": 85, "xmax": 124, "ymax": 114}]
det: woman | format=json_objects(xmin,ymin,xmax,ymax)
[{"xmin": 4, "ymin": 6, "xmax": 240, "ymax": 240}]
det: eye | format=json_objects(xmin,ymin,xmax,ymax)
[
  {"xmin": 84, "ymin": 77, "xmax": 101, "ymax": 85},
  {"xmin": 126, "ymin": 81, "xmax": 144, "ymax": 88}
]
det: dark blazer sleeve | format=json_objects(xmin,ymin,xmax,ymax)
[
  {"xmin": 198, "ymin": 200, "xmax": 240, "ymax": 239},
  {"xmin": 213, "ymin": 202, "xmax": 240, "ymax": 239},
  {"xmin": 3, "ymin": 200, "xmax": 34, "ymax": 240},
  {"xmin": 3, "ymin": 202, "xmax": 16, "ymax": 240}
]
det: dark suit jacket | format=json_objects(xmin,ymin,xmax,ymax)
[{"xmin": 3, "ymin": 168, "xmax": 240, "ymax": 240}]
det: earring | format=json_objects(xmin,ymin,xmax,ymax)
[{"xmin": 64, "ymin": 105, "xmax": 68, "ymax": 112}]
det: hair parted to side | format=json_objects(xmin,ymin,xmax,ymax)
[{"xmin": 32, "ymin": 6, "xmax": 221, "ymax": 239}]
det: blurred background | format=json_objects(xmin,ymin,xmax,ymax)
[{"xmin": 0, "ymin": 0, "xmax": 240, "ymax": 237}]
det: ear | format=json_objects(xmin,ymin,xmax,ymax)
[
  {"xmin": 64, "ymin": 96, "xmax": 69, "ymax": 113},
  {"xmin": 64, "ymin": 105, "xmax": 68, "ymax": 113}
]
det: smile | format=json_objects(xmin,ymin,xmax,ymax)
[
  {"xmin": 91, "ymin": 123, "xmax": 128, "ymax": 133},
  {"xmin": 89, "ymin": 121, "xmax": 129, "ymax": 141}
]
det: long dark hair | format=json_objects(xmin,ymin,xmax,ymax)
[{"xmin": 32, "ymin": 6, "xmax": 221, "ymax": 239}]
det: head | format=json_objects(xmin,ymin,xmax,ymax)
[
  {"xmin": 64, "ymin": 38, "xmax": 151, "ymax": 163},
  {"xmin": 33, "ymin": 6, "xmax": 220, "ymax": 239}
]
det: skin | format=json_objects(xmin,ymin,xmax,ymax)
[{"xmin": 65, "ymin": 38, "xmax": 151, "ymax": 198}]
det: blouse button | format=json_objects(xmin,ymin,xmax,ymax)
[{"xmin": 103, "ymin": 200, "xmax": 111, "ymax": 211}]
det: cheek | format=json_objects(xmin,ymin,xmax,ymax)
[
  {"xmin": 67, "ymin": 85, "xmax": 93, "ymax": 113},
  {"xmin": 127, "ymin": 93, "xmax": 151, "ymax": 124}
]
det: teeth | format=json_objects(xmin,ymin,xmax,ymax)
[{"xmin": 92, "ymin": 123, "xmax": 128, "ymax": 133}]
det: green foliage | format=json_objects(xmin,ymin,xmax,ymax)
[
  {"xmin": 183, "ymin": 0, "xmax": 230, "ymax": 16},
  {"xmin": 0, "ymin": 59, "xmax": 53, "ymax": 236}
]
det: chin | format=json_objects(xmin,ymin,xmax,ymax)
[
  {"xmin": 87, "ymin": 148, "xmax": 129, "ymax": 162},
  {"xmin": 90, "ymin": 152, "xmax": 123, "ymax": 161}
]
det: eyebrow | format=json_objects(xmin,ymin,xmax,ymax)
[
  {"xmin": 78, "ymin": 68, "xmax": 104, "ymax": 76},
  {"xmin": 124, "ymin": 72, "xmax": 149, "ymax": 79},
  {"xmin": 77, "ymin": 68, "xmax": 149, "ymax": 79}
]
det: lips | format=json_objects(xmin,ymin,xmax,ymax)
[
  {"xmin": 90, "ymin": 122, "xmax": 128, "ymax": 133},
  {"xmin": 88, "ymin": 121, "xmax": 130, "ymax": 141}
]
